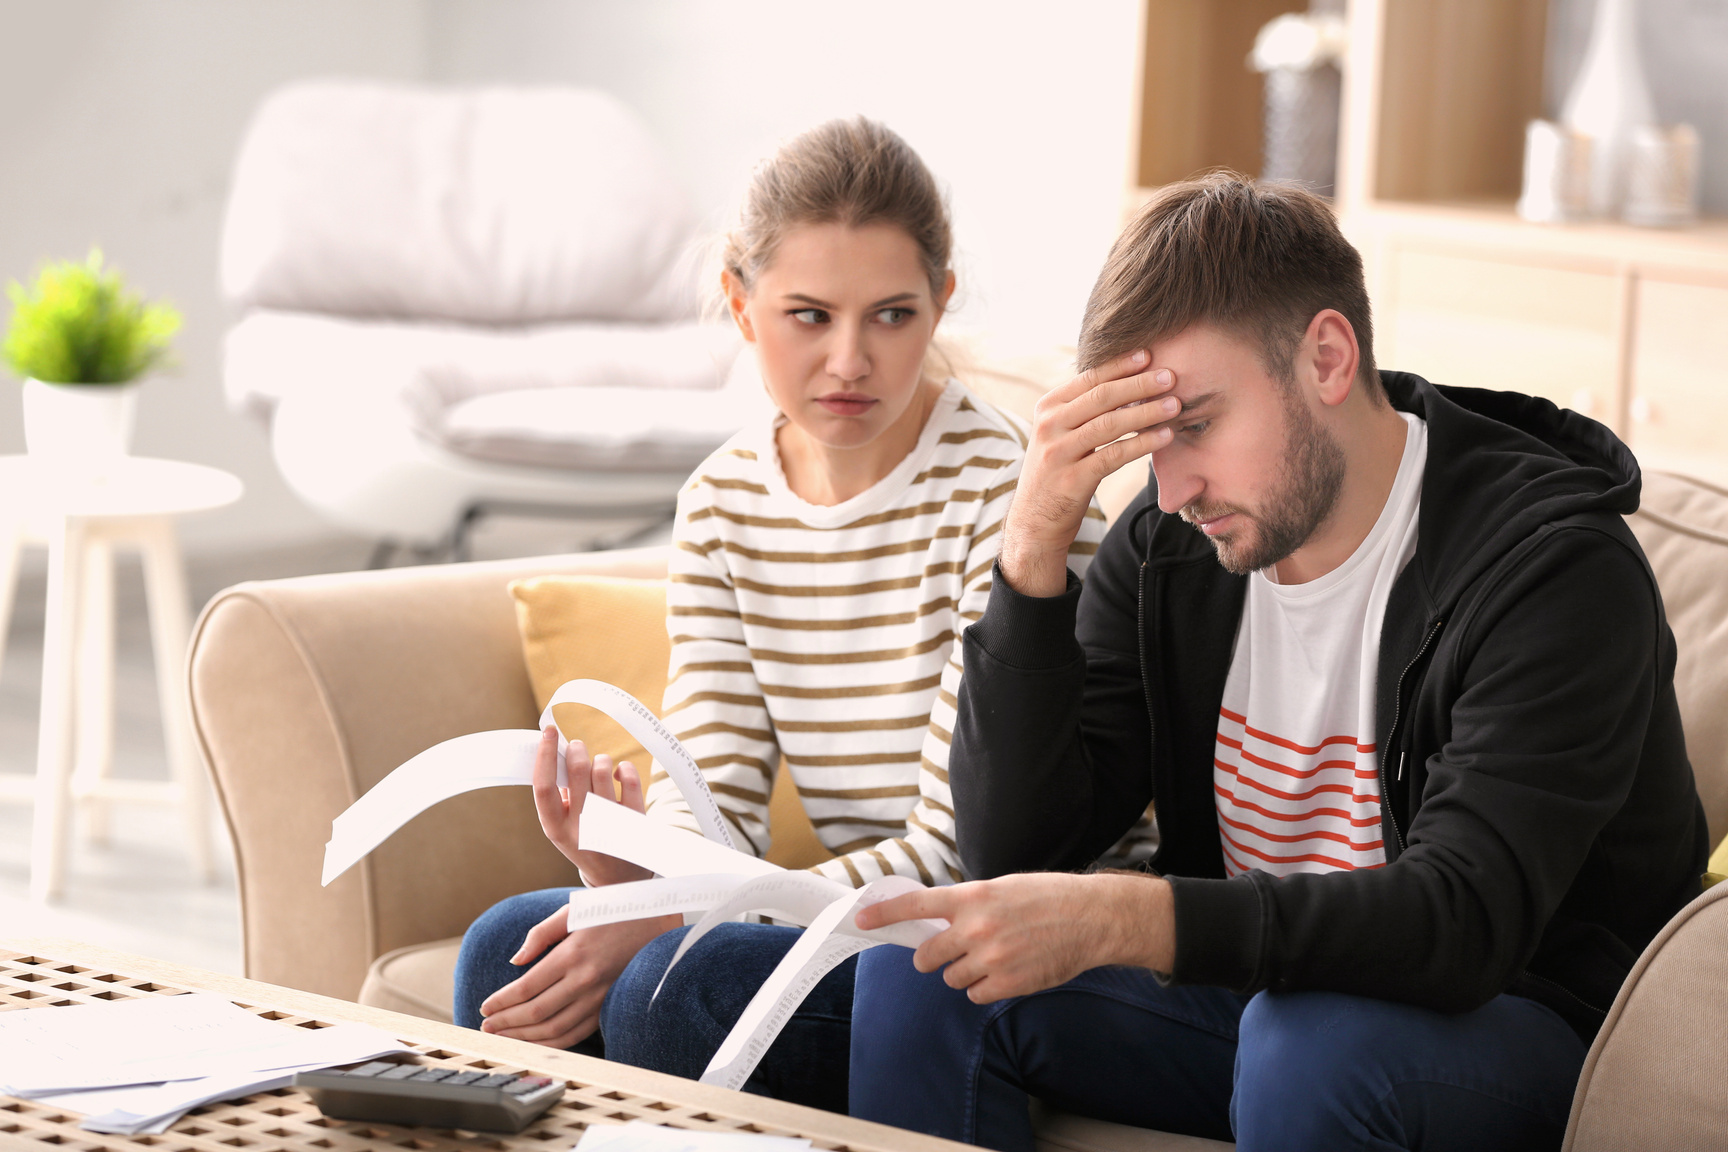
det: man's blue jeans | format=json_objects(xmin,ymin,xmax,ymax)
[
  {"xmin": 849, "ymin": 945, "xmax": 1588, "ymax": 1152},
  {"xmin": 454, "ymin": 889, "xmax": 856, "ymax": 1112}
]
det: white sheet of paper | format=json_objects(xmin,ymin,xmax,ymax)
[
  {"xmin": 565, "ymin": 875, "xmax": 759, "ymax": 934},
  {"xmin": 698, "ymin": 888, "xmax": 877, "ymax": 1091},
  {"xmin": 41, "ymin": 1039, "xmax": 403, "ymax": 1136},
  {"xmin": 323, "ymin": 729, "xmax": 544, "ymax": 884},
  {"xmin": 578, "ymin": 795, "xmax": 778, "ymax": 881},
  {"xmin": 543, "ymin": 680, "xmax": 734, "ymax": 849},
  {"xmin": 0, "ymin": 994, "xmax": 407, "ymax": 1098},
  {"xmin": 322, "ymin": 679, "xmax": 734, "ymax": 886},
  {"xmin": 575, "ymin": 1119, "xmax": 811, "ymax": 1152}
]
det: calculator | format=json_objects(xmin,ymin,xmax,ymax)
[{"xmin": 293, "ymin": 1060, "xmax": 564, "ymax": 1133}]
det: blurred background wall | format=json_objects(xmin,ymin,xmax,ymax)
[
  {"xmin": 0, "ymin": 1, "xmax": 429, "ymax": 550},
  {"xmin": 0, "ymin": 0, "xmax": 1140, "ymax": 553}
]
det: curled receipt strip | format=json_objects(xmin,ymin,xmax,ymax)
[
  {"xmin": 320, "ymin": 679, "xmax": 948, "ymax": 1090},
  {"xmin": 321, "ymin": 678, "xmax": 734, "ymax": 885},
  {"xmin": 578, "ymin": 799, "xmax": 946, "ymax": 1091}
]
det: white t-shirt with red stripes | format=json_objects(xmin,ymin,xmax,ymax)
[{"xmin": 1213, "ymin": 412, "xmax": 1427, "ymax": 877}]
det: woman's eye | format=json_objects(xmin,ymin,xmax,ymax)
[
  {"xmin": 1179, "ymin": 420, "xmax": 1210, "ymax": 437},
  {"xmin": 876, "ymin": 308, "xmax": 913, "ymax": 325},
  {"xmin": 789, "ymin": 308, "xmax": 828, "ymax": 324}
]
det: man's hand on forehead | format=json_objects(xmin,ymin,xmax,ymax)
[{"xmin": 998, "ymin": 349, "xmax": 1184, "ymax": 597}]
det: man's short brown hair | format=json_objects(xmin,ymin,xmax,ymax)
[{"xmin": 1078, "ymin": 173, "xmax": 1379, "ymax": 398}]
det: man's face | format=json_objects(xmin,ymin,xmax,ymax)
[{"xmin": 1148, "ymin": 323, "xmax": 1345, "ymax": 576}]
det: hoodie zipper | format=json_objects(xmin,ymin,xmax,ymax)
[
  {"xmin": 1138, "ymin": 562, "xmax": 1157, "ymax": 760},
  {"xmin": 1380, "ymin": 617, "xmax": 1445, "ymax": 855}
]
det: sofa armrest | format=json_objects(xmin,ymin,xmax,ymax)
[
  {"xmin": 1564, "ymin": 880, "xmax": 1728, "ymax": 1150},
  {"xmin": 189, "ymin": 547, "xmax": 668, "ymax": 1001}
]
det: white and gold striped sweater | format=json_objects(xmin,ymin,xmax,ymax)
[{"xmin": 647, "ymin": 379, "xmax": 1147, "ymax": 889}]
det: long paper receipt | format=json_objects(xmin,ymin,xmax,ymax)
[
  {"xmin": 320, "ymin": 679, "xmax": 948, "ymax": 1092},
  {"xmin": 321, "ymin": 678, "xmax": 735, "ymax": 884}
]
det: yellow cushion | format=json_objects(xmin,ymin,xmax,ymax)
[
  {"xmin": 509, "ymin": 573, "xmax": 832, "ymax": 869},
  {"xmin": 510, "ymin": 574, "xmax": 670, "ymax": 774}
]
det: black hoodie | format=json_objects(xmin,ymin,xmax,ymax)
[{"xmin": 951, "ymin": 371, "xmax": 1708, "ymax": 1040}]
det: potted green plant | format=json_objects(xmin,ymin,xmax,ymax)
[{"xmin": 4, "ymin": 249, "xmax": 181, "ymax": 458}]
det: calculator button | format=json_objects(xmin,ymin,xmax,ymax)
[
  {"xmin": 445, "ymin": 1071, "xmax": 486, "ymax": 1085},
  {"xmin": 473, "ymin": 1074, "xmax": 517, "ymax": 1089},
  {"xmin": 506, "ymin": 1077, "xmax": 554, "ymax": 1096},
  {"xmin": 344, "ymin": 1062, "xmax": 397, "ymax": 1078},
  {"xmin": 379, "ymin": 1065, "xmax": 423, "ymax": 1079},
  {"xmin": 410, "ymin": 1068, "xmax": 456, "ymax": 1081}
]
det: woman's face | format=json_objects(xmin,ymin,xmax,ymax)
[{"xmin": 727, "ymin": 221, "xmax": 953, "ymax": 453}]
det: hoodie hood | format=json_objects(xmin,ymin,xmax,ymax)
[{"xmin": 1383, "ymin": 371, "xmax": 1641, "ymax": 617}]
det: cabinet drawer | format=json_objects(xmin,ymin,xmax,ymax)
[
  {"xmin": 1383, "ymin": 248, "xmax": 1620, "ymax": 426},
  {"xmin": 1630, "ymin": 278, "xmax": 1728, "ymax": 480}
]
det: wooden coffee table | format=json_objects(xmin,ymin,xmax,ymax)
[{"xmin": 0, "ymin": 937, "xmax": 961, "ymax": 1152}]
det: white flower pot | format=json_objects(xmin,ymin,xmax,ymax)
[{"xmin": 22, "ymin": 378, "xmax": 140, "ymax": 459}]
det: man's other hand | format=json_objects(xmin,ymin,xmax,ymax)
[
  {"xmin": 478, "ymin": 907, "xmax": 680, "ymax": 1049},
  {"xmin": 1001, "ymin": 351, "xmax": 1179, "ymax": 596},
  {"xmin": 854, "ymin": 871, "xmax": 1176, "ymax": 1003}
]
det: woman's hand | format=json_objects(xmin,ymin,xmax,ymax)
[
  {"xmin": 478, "ymin": 905, "xmax": 681, "ymax": 1048},
  {"xmin": 530, "ymin": 725, "xmax": 652, "ymax": 888},
  {"xmin": 1000, "ymin": 350, "xmax": 1179, "ymax": 596}
]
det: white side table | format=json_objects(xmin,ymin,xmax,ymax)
[{"xmin": 0, "ymin": 456, "xmax": 243, "ymax": 902}]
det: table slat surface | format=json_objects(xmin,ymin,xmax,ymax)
[{"xmin": 0, "ymin": 940, "xmax": 951, "ymax": 1152}]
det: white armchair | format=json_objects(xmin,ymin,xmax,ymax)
[{"xmin": 220, "ymin": 81, "xmax": 756, "ymax": 558}]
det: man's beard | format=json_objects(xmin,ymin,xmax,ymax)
[{"xmin": 1180, "ymin": 390, "xmax": 1346, "ymax": 576}]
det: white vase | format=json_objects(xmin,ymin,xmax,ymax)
[
  {"xmin": 1561, "ymin": 0, "xmax": 1656, "ymax": 218},
  {"xmin": 21, "ymin": 378, "xmax": 140, "ymax": 459}
]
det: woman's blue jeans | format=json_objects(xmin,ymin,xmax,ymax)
[
  {"xmin": 849, "ymin": 945, "xmax": 1590, "ymax": 1152},
  {"xmin": 454, "ymin": 888, "xmax": 857, "ymax": 1112}
]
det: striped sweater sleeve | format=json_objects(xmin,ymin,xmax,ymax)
[
  {"xmin": 807, "ymin": 456, "xmax": 1112, "ymax": 889},
  {"xmin": 649, "ymin": 475, "xmax": 780, "ymax": 855}
]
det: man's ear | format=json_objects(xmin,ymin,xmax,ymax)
[
  {"xmin": 723, "ymin": 270, "xmax": 756, "ymax": 342},
  {"xmin": 1306, "ymin": 309, "xmax": 1360, "ymax": 408}
]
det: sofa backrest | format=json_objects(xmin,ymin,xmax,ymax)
[
  {"xmin": 221, "ymin": 82, "xmax": 699, "ymax": 326},
  {"xmin": 1628, "ymin": 471, "xmax": 1728, "ymax": 852}
]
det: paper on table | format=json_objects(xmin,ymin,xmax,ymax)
[
  {"xmin": 0, "ymin": 992, "xmax": 407, "ymax": 1098},
  {"xmin": 322, "ymin": 678, "xmax": 734, "ymax": 885},
  {"xmin": 576, "ymin": 1119, "xmax": 811, "ymax": 1152},
  {"xmin": 40, "ymin": 1041, "xmax": 404, "ymax": 1137}
]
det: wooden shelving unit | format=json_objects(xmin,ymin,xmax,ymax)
[{"xmin": 1125, "ymin": 0, "xmax": 1728, "ymax": 485}]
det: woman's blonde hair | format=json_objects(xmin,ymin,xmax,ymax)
[{"xmin": 723, "ymin": 117, "xmax": 953, "ymax": 307}]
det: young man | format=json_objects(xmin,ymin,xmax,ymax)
[{"xmin": 847, "ymin": 176, "xmax": 1707, "ymax": 1152}]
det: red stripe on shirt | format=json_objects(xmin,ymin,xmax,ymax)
[{"xmin": 1219, "ymin": 707, "xmax": 1377, "ymax": 755}]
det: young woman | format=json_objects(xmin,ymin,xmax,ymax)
[{"xmin": 453, "ymin": 117, "xmax": 1146, "ymax": 1110}]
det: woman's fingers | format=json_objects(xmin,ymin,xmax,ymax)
[
  {"xmin": 589, "ymin": 753, "xmax": 616, "ymax": 803},
  {"xmin": 529, "ymin": 727, "xmax": 571, "ymax": 844},
  {"xmin": 616, "ymin": 761, "xmax": 646, "ymax": 814},
  {"xmin": 480, "ymin": 957, "xmax": 563, "ymax": 1018},
  {"xmin": 510, "ymin": 906, "xmax": 573, "ymax": 966}
]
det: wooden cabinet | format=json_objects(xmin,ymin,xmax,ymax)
[
  {"xmin": 1125, "ymin": 0, "xmax": 1728, "ymax": 484},
  {"xmin": 1381, "ymin": 247, "xmax": 1621, "ymax": 420},
  {"xmin": 1631, "ymin": 279, "xmax": 1728, "ymax": 479}
]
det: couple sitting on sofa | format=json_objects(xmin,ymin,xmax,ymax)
[{"xmin": 452, "ymin": 119, "xmax": 1708, "ymax": 1152}]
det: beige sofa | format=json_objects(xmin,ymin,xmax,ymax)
[{"xmin": 189, "ymin": 471, "xmax": 1728, "ymax": 1151}]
